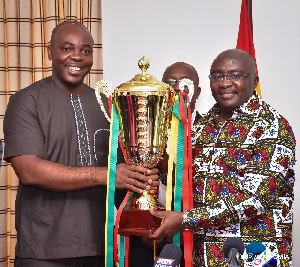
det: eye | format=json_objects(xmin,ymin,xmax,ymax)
[
  {"xmin": 164, "ymin": 79, "xmax": 176, "ymax": 86},
  {"xmin": 82, "ymin": 49, "xmax": 92, "ymax": 54},
  {"xmin": 214, "ymin": 75, "xmax": 223, "ymax": 80},
  {"xmin": 62, "ymin": 46, "xmax": 71, "ymax": 52},
  {"xmin": 230, "ymin": 74, "xmax": 242, "ymax": 80}
]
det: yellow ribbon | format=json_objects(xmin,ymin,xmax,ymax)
[{"xmin": 166, "ymin": 113, "xmax": 179, "ymax": 211}]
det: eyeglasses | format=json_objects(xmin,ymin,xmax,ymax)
[
  {"xmin": 208, "ymin": 73, "xmax": 256, "ymax": 82},
  {"xmin": 163, "ymin": 78, "xmax": 197, "ymax": 87},
  {"xmin": 163, "ymin": 78, "xmax": 196, "ymax": 99}
]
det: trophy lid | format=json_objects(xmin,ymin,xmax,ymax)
[{"xmin": 113, "ymin": 56, "xmax": 173, "ymax": 95}]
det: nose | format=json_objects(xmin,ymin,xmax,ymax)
[
  {"xmin": 70, "ymin": 49, "xmax": 83, "ymax": 61},
  {"xmin": 173, "ymin": 87, "xmax": 181, "ymax": 94},
  {"xmin": 172, "ymin": 81, "xmax": 180, "ymax": 94},
  {"xmin": 219, "ymin": 76, "xmax": 233, "ymax": 87}
]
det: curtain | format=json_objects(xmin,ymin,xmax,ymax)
[{"xmin": 0, "ymin": 0, "xmax": 103, "ymax": 265}]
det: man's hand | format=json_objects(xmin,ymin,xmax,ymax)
[
  {"xmin": 115, "ymin": 163, "xmax": 160, "ymax": 193},
  {"xmin": 150, "ymin": 210, "xmax": 183, "ymax": 240}
]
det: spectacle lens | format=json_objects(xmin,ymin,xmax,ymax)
[
  {"xmin": 208, "ymin": 73, "xmax": 255, "ymax": 82},
  {"xmin": 164, "ymin": 79, "xmax": 177, "ymax": 86},
  {"xmin": 163, "ymin": 78, "xmax": 195, "ymax": 99}
]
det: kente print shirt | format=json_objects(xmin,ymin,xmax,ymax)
[{"xmin": 184, "ymin": 92, "xmax": 296, "ymax": 267}]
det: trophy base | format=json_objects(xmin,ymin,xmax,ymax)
[{"xmin": 118, "ymin": 209, "xmax": 164, "ymax": 236}]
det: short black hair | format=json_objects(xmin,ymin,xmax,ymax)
[
  {"xmin": 163, "ymin": 62, "xmax": 199, "ymax": 85},
  {"xmin": 49, "ymin": 21, "xmax": 91, "ymax": 46},
  {"xmin": 213, "ymin": 49, "xmax": 256, "ymax": 73}
]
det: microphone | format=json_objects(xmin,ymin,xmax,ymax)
[
  {"xmin": 246, "ymin": 241, "xmax": 266, "ymax": 262},
  {"xmin": 223, "ymin": 237, "xmax": 245, "ymax": 267},
  {"xmin": 153, "ymin": 244, "xmax": 182, "ymax": 267},
  {"xmin": 246, "ymin": 242, "xmax": 277, "ymax": 267}
]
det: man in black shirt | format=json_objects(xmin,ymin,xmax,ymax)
[{"xmin": 4, "ymin": 21, "xmax": 159, "ymax": 267}]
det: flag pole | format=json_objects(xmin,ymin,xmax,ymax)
[{"xmin": 246, "ymin": 0, "xmax": 253, "ymax": 33}]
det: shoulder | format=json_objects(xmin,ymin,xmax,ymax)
[
  {"xmin": 259, "ymin": 100, "xmax": 296, "ymax": 147},
  {"xmin": 84, "ymin": 83, "xmax": 109, "ymax": 112},
  {"xmin": 9, "ymin": 77, "xmax": 52, "ymax": 102},
  {"xmin": 193, "ymin": 107, "xmax": 215, "ymax": 128},
  {"xmin": 193, "ymin": 111, "xmax": 202, "ymax": 124},
  {"xmin": 191, "ymin": 110, "xmax": 213, "ymax": 141},
  {"xmin": 5, "ymin": 77, "xmax": 58, "ymax": 124},
  {"xmin": 19, "ymin": 76, "xmax": 52, "ymax": 93}
]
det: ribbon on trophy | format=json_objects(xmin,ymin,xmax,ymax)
[
  {"xmin": 168, "ymin": 92, "xmax": 193, "ymax": 267},
  {"xmin": 105, "ymin": 96, "xmax": 193, "ymax": 267},
  {"xmin": 105, "ymin": 100, "xmax": 119, "ymax": 267},
  {"xmin": 103, "ymin": 57, "xmax": 193, "ymax": 267}
]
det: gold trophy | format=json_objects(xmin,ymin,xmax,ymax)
[{"xmin": 113, "ymin": 56, "xmax": 175, "ymax": 236}]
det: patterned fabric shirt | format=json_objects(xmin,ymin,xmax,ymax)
[{"xmin": 182, "ymin": 92, "xmax": 296, "ymax": 267}]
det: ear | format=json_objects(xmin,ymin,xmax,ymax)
[
  {"xmin": 253, "ymin": 75, "xmax": 259, "ymax": 88},
  {"xmin": 196, "ymin": 85, "xmax": 201, "ymax": 98},
  {"xmin": 47, "ymin": 45, "xmax": 53, "ymax": 61},
  {"xmin": 190, "ymin": 85, "xmax": 201, "ymax": 113}
]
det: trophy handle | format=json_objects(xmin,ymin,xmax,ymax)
[{"xmin": 95, "ymin": 80, "xmax": 111, "ymax": 122}]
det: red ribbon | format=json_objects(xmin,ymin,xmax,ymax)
[
  {"xmin": 125, "ymin": 236, "xmax": 129, "ymax": 267},
  {"xmin": 113, "ymin": 190, "xmax": 131, "ymax": 264},
  {"xmin": 178, "ymin": 93, "xmax": 193, "ymax": 267}
]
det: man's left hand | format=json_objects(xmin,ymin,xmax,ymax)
[{"xmin": 149, "ymin": 210, "xmax": 183, "ymax": 240}]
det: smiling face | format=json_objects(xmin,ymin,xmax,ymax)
[
  {"xmin": 210, "ymin": 49, "xmax": 258, "ymax": 122},
  {"xmin": 47, "ymin": 22, "xmax": 94, "ymax": 94}
]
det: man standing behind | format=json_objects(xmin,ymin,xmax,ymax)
[
  {"xmin": 150, "ymin": 49, "xmax": 296, "ymax": 266},
  {"xmin": 129, "ymin": 62, "xmax": 201, "ymax": 267},
  {"xmin": 162, "ymin": 62, "xmax": 201, "ymax": 124},
  {"xmin": 4, "ymin": 21, "xmax": 158, "ymax": 267}
]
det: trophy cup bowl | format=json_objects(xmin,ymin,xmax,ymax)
[{"xmin": 113, "ymin": 57, "xmax": 174, "ymax": 236}]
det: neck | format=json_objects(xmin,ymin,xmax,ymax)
[
  {"xmin": 52, "ymin": 77, "xmax": 84, "ymax": 95},
  {"xmin": 219, "ymin": 110, "xmax": 233, "ymax": 123}
]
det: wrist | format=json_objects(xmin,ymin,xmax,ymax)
[{"xmin": 182, "ymin": 211, "xmax": 189, "ymax": 230}]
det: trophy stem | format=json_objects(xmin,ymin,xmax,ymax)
[{"xmin": 130, "ymin": 190, "xmax": 159, "ymax": 210}]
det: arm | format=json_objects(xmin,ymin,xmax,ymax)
[
  {"xmin": 151, "ymin": 116, "xmax": 296, "ymax": 238},
  {"xmin": 11, "ymin": 155, "xmax": 159, "ymax": 192},
  {"xmin": 5, "ymin": 86, "xmax": 159, "ymax": 193},
  {"xmin": 184, "ymin": 118, "xmax": 296, "ymax": 232}
]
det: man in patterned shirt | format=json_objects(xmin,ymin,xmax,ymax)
[{"xmin": 150, "ymin": 49, "xmax": 296, "ymax": 266}]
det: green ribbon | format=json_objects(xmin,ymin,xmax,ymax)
[
  {"xmin": 106, "ymin": 100, "xmax": 120, "ymax": 267},
  {"xmin": 172, "ymin": 97, "xmax": 184, "ymax": 246}
]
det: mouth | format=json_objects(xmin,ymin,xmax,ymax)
[
  {"xmin": 220, "ymin": 91, "xmax": 236, "ymax": 99},
  {"xmin": 67, "ymin": 66, "xmax": 82, "ymax": 72}
]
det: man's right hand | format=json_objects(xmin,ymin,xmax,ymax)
[
  {"xmin": 115, "ymin": 163, "xmax": 160, "ymax": 193},
  {"xmin": 10, "ymin": 155, "xmax": 159, "ymax": 193}
]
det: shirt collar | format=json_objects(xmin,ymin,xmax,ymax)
[{"xmin": 206, "ymin": 91, "xmax": 262, "ymax": 121}]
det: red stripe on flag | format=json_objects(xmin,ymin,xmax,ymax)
[{"xmin": 236, "ymin": 0, "xmax": 261, "ymax": 97}]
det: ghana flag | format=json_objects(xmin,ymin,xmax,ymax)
[{"xmin": 236, "ymin": 0, "xmax": 262, "ymax": 97}]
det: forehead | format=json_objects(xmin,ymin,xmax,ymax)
[
  {"xmin": 164, "ymin": 64, "xmax": 196, "ymax": 79},
  {"xmin": 53, "ymin": 23, "xmax": 93, "ymax": 46},
  {"xmin": 211, "ymin": 53, "xmax": 251, "ymax": 73}
]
